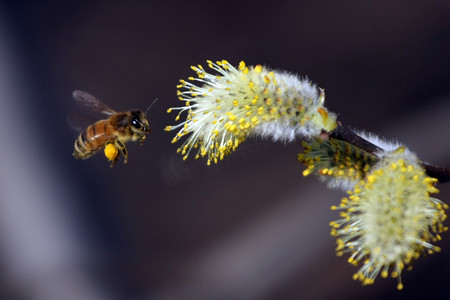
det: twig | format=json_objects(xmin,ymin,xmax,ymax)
[{"xmin": 328, "ymin": 124, "xmax": 450, "ymax": 183}]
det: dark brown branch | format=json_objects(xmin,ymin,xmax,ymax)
[
  {"xmin": 328, "ymin": 124, "xmax": 382, "ymax": 154},
  {"xmin": 327, "ymin": 123, "xmax": 450, "ymax": 183}
]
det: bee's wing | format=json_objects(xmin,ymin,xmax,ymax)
[
  {"xmin": 67, "ymin": 113, "xmax": 97, "ymax": 133},
  {"xmin": 72, "ymin": 90, "xmax": 116, "ymax": 115}
]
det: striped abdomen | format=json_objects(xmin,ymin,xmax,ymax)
[{"xmin": 73, "ymin": 119, "xmax": 115, "ymax": 159}]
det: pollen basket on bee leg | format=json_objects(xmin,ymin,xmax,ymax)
[{"xmin": 104, "ymin": 143, "xmax": 119, "ymax": 161}]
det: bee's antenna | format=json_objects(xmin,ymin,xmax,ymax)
[{"xmin": 145, "ymin": 98, "xmax": 158, "ymax": 114}]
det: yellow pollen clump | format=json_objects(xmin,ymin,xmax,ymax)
[{"xmin": 104, "ymin": 143, "xmax": 118, "ymax": 161}]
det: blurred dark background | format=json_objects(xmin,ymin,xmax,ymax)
[{"xmin": 0, "ymin": 1, "xmax": 449, "ymax": 299}]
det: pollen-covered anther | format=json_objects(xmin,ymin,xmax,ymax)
[{"xmin": 298, "ymin": 137, "xmax": 378, "ymax": 188}]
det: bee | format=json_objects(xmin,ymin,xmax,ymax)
[{"xmin": 72, "ymin": 90, "xmax": 154, "ymax": 167}]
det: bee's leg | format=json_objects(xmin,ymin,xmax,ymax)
[
  {"xmin": 139, "ymin": 134, "xmax": 146, "ymax": 146},
  {"xmin": 109, "ymin": 155, "xmax": 119, "ymax": 168},
  {"xmin": 134, "ymin": 132, "xmax": 146, "ymax": 146},
  {"xmin": 114, "ymin": 139, "xmax": 128, "ymax": 164},
  {"xmin": 109, "ymin": 147, "xmax": 119, "ymax": 168}
]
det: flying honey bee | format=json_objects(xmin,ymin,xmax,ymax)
[{"xmin": 72, "ymin": 90, "xmax": 154, "ymax": 167}]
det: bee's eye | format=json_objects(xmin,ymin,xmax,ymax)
[{"xmin": 132, "ymin": 118, "xmax": 141, "ymax": 129}]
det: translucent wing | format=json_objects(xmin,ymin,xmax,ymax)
[
  {"xmin": 67, "ymin": 113, "xmax": 97, "ymax": 133},
  {"xmin": 72, "ymin": 90, "xmax": 116, "ymax": 115}
]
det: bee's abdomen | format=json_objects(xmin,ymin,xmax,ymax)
[{"xmin": 73, "ymin": 120, "xmax": 114, "ymax": 159}]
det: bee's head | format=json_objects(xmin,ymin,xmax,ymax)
[{"xmin": 130, "ymin": 110, "xmax": 150, "ymax": 134}]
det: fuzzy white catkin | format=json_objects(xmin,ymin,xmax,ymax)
[
  {"xmin": 330, "ymin": 148, "xmax": 447, "ymax": 290},
  {"xmin": 166, "ymin": 60, "xmax": 337, "ymax": 165}
]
